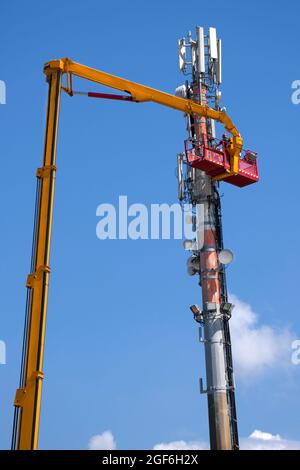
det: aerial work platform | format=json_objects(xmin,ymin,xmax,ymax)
[{"xmin": 185, "ymin": 138, "xmax": 259, "ymax": 187}]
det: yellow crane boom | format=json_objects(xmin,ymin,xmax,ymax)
[
  {"xmin": 47, "ymin": 58, "xmax": 242, "ymax": 178},
  {"xmin": 12, "ymin": 58, "xmax": 242, "ymax": 449}
]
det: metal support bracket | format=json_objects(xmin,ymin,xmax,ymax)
[
  {"xmin": 14, "ymin": 388, "xmax": 26, "ymax": 408},
  {"xmin": 199, "ymin": 377, "xmax": 208, "ymax": 394},
  {"xmin": 14, "ymin": 371, "xmax": 44, "ymax": 408},
  {"xmin": 36, "ymin": 165, "xmax": 57, "ymax": 179},
  {"xmin": 26, "ymin": 265, "xmax": 50, "ymax": 288},
  {"xmin": 199, "ymin": 378, "xmax": 230, "ymax": 395},
  {"xmin": 199, "ymin": 326, "xmax": 205, "ymax": 343}
]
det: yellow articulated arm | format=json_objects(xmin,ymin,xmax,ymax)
[{"xmin": 44, "ymin": 58, "xmax": 242, "ymax": 178}]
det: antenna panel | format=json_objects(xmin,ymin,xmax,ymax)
[
  {"xmin": 178, "ymin": 38, "xmax": 186, "ymax": 71},
  {"xmin": 197, "ymin": 26, "xmax": 205, "ymax": 73},
  {"xmin": 209, "ymin": 27, "xmax": 218, "ymax": 60}
]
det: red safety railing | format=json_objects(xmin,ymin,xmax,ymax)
[{"xmin": 184, "ymin": 139, "xmax": 259, "ymax": 187}]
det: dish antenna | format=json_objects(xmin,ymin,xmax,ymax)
[{"xmin": 218, "ymin": 249, "xmax": 234, "ymax": 265}]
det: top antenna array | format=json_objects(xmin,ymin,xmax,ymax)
[{"xmin": 178, "ymin": 26, "xmax": 222, "ymax": 86}]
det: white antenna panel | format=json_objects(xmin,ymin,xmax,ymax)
[
  {"xmin": 209, "ymin": 27, "xmax": 218, "ymax": 60},
  {"xmin": 210, "ymin": 119, "xmax": 216, "ymax": 139},
  {"xmin": 178, "ymin": 39, "xmax": 186, "ymax": 71},
  {"xmin": 191, "ymin": 45, "xmax": 197, "ymax": 68},
  {"xmin": 197, "ymin": 26, "xmax": 205, "ymax": 73}
]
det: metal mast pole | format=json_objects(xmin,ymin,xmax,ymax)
[
  {"xmin": 194, "ymin": 90, "xmax": 232, "ymax": 451},
  {"xmin": 177, "ymin": 26, "xmax": 239, "ymax": 450},
  {"xmin": 12, "ymin": 68, "xmax": 62, "ymax": 450}
]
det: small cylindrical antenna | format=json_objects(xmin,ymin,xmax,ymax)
[
  {"xmin": 177, "ymin": 154, "xmax": 184, "ymax": 200},
  {"xmin": 217, "ymin": 39, "xmax": 222, "ymax": 85}
]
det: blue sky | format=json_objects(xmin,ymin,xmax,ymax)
[{"xmin": 1, "ymin": 0, "xmax": 300, "ymax": 450}]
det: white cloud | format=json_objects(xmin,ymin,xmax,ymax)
[
  {"xmin": 153, "ymin": 440, "xmax": 208, "ymax": 450},
  {"xmin": 229, "ymin": 294, "xmax": 294, "ymax": 377},
  {"xmin": 88, "ymin": 429, "xmax": 300, "ymax": 451},
  {"xmin": 153, "ymin": 430, "xmax": 300, "ymax": 451},
  {"xmin": 88, "ymin": 430, "xmax": 116, "ymax": 450},
  {"xmin": 241, "ymin": 429, "xmax": 300, "ymax": 450},
  {"xmin": 249, "ymin": 429, "xmax": 281, "ymax": 441}
]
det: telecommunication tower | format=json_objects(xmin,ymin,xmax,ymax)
[{"xmin": 176, "ymin": 26, "xmax": 239, "ymax": 450}]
